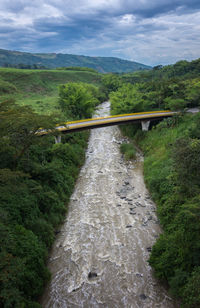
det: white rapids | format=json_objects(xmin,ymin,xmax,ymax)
[{"xmin": 41, "ymin": 101, "xmax": 175, "ymax": 308}]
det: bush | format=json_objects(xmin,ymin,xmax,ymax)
[
  {"xmin": 58, "ymin": 82, "xmax": 99, "ymax": 119},
  {"xmin": 120, "ymin": 143, "xmax": 136, "ymax": 160},
  {"xmin": 182, "ymin": 267, "xmax": 200, "ymax": 307},
  {"xmin": 0, "ymin": 79, "xmax": 17, "ymax": 94}
]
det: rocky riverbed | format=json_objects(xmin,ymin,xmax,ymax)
[{"xmin": 41, "ymin": 101, "xmax": 175, "ymax": 308}]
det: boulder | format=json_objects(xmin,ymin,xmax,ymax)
[
  {"xmin": 88, "ymin": 272, "xmax": 98, "ymax": 279},
  {"xmin": 140, "ymin": 294, "xmax": 147, "ymax": 300}
]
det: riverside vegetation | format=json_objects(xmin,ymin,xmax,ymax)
[
  {"xmin": 109, "ymin": 58, "xmax": 200, "ymax": 307},
  {"xmin": 0, "ymin": 68, "xmax": 106, "ymax": 307},
  {"xmin": 1, "ymin": 58, "xmax": 200, "ymax": 307}
]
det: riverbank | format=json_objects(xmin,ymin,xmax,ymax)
[
  {"xmin": 41, "ymin": 102, "xmax": 175, "ymax": 308},
  {"xmin": 117, "ymin": 110, "xmax": 200, "ymax": 307}
]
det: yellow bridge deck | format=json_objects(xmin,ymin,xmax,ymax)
[{"xmin": 38, "ymin": 110, "xmax": 176, "ymax": 135}]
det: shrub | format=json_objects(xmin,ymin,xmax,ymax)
[{"xmin": 120, "ymin": 143, "xmax": 136, "ymax": 160}]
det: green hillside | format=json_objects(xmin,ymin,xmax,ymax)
[
  {"xmin": 0, "ymin": 49, "xmax": 151, "ymax": 73},
  {"xmin": 0, "ymin": 67, "xmax": 102, "ymax": 115}
]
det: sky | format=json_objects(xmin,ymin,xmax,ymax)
[{"xmin": 0, "ymin": 0, "xmax": 200, "ymax": 66}]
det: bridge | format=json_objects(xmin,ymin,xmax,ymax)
[{"xmin": 37, "ymin": 110, "xmax": 177, "ymax": 142}]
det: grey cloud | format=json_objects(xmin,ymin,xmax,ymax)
[
  {"xmin": 0, "ymin": 0, "xmax": 200, "ymax": 65},
  {"xmin": 1, "ymin": 0, "xmax": 200, "ymax": 19}
]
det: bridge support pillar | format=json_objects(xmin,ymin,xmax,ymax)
[
  {"xmin": 54, "ymin": 135, "xmax": 62, "ymax": 144},
  {"xmin": 141, "ymin": 120, "xmax": 150, "ymax": 131}
]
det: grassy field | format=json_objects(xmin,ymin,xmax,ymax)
[{"xmin": 0, "ymin": 68, "xmax": 102, "ymax": 115}]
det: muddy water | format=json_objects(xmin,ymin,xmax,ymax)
[{"xmin": 41, "ymin": 102, "xmax": 175, "ymax": 308}]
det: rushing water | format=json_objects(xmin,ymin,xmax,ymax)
[{"xmin": 41, "ymin": 102, "xmax": 175, "ymax": 308}]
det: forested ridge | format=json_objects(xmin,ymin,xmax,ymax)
[
  {"xmin": 0, "ymin": 75, "xmax": 105, "ymax": 307},
  {"xmin": 0, "ymin": 48, "xmax": 151, "ymax": 73},
  {"xmin": 109, "ymin": 58, "xmax": 200, "ymax": 307}
]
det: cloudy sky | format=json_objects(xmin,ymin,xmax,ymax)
[{"xmin": 0, "ymin": 0, "xmax": 200, "ymax": 66}]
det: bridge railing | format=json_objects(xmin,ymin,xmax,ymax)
[{"xmin": 36, "ymin": 110, "xmax": 177, "ymax": 137}]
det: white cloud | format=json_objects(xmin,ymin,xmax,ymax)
[
  {"xmin": 111, "ymin": 11, "xmax": 200, "ymax": 65},
  {"xmin": 0, "ymin": 0, "xmax": 200, "ymax": 65}
]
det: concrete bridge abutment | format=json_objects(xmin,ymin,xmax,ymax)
[
  {"xmin": 141, "ymin": 120, "xmax": 150, "ymax": 131},
  {"xmin": 54, "ymin": 135, "xmax": 62, "ymax": 144}
]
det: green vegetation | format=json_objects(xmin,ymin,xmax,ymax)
[
  {"xmin": 58, "ymin": 82, "xmax": 105, "ymax": 120},
  {"xmin": 56, "ymin": 66, "xmax": 98, "ymax": 73},
  {"xmin": 0, "ymin": 74, "xmax": 103, "ymax": 306},
  {"xmin": 110, "ymin": 73, "xmax": 200, "ymax": 114},
  {"xmin": 109, "ymin": 58, "xmax": 200, "ymax": 307},
  {"xmin": 120, "ymin": 143, "xmax": 136, "ymax": 160},
  {"xmin": 141, "ymin": 115, "xmax": 200, "ymax": 308},
  {"xmin": 0, "ymin": 67, "xmax": 102, "ymax": 116},
  {"xmin": 0, "ymin": 48, "xmax": 151, "ymax": 73},
  {"xmin": 2, "ymin": 52, "xmax": 200, "ymax": 307},
  {"xmin": 0, "ymin": 78, "xmax": 17, "ymax": 94}
]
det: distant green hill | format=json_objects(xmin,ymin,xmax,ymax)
[{"xmin": 0, "ymin": 49, "xmax": 151, "ymax": 73}]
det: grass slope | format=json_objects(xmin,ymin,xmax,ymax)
[{"xmin": 0, "ymin": 68, "xmax": 102, "ymax": 115}]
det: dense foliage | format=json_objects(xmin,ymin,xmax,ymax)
[
  {"xmin": 56, "ymin": 66, "xmax": 98, "ymax": 73},
  {"xmin": 110, "ymin": 58, "xmax": 200, "ymax": 307},
  {"xmin": 110, "ymin": 78, "xmax": 200, "ymax": 114},
  {"xmin": 120, "ymin": 143, "xmax": 136, "ymax": 160},
  {"xmin": 0, "ymin": 80, "xmax": 101, "ymax": 307},
  {"xmin": 141, "ymin": 115, "xmax": 200, "ymax": 308},
  {"xmin": 2, "ymin": 63, "xmax": 48, "ymax": 69},
  {"xmin": 58, "ymin": 82, "xmax": 105, "ymax": 120},
  {"xmin": 121, "ymin": 58, "xmax": 200, "ymax": 84}
]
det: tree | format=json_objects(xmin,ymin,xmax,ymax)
[
  {"xmin": 164, "ymin": 97, "xmax": 187, "ymax": 110},
  {"xmin": 0, "ymin": 100, "xmax": 55, "ymax": 169},
  {"xmin": 58, "ymin": 82, "xmax": 98, "ymax": 120},
  {"xmin": 101, "ymin": 73, "xmax": 122, "ymax": 97},
  {"xmin": 172, "ymin": 138, "xmax": 200, "ymax": 196},
  {"xmin": 182, "ymin": 267, "xmax": 200, "ymax": 307},
  {"xmin": 185, "ymin": 79, "xmax": 200, "ymax": 107}
]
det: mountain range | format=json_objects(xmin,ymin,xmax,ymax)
[{"xmin": 0, "ymin": 49, "xmax": 151, "ymax": 73}]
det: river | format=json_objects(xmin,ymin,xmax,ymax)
[{"xmin": 41, "ymin": 101, "xmax": 175, "ymax": 308}]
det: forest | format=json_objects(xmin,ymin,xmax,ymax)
[
  {"xmin": 0, "ymin": 48, "xmax": 151, "ymax": 73},
  {"xmin": 1, "ymin": 58, "xmax": 200, "ymax": 307}
]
